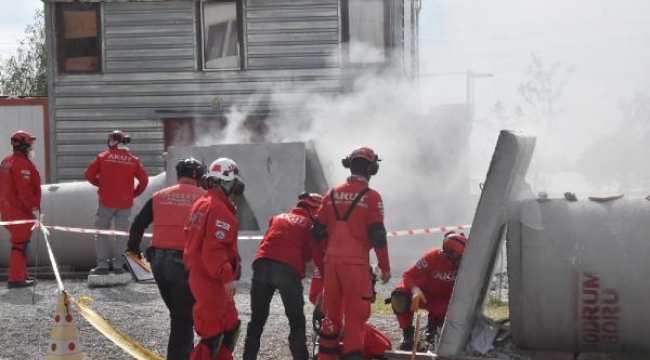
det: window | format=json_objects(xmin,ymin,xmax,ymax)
[
  {"xmin": 345, "ymin": 0, "xmax": 390, "ymax": 65},
  {"xmin": 55, "ymin": 3, "xmax": 101, "ymax": 73},
  {"xmin": 201, "ymin": 1, "xmax": 240, "ymax": 70}
]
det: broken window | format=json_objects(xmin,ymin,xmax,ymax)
[
  {"xmin": 55, "ymin": 3, "xmax": 101, "ymax": 73},
  {"xmin": 201, "ymin": 1, "xmax": 240, "ymax": 70},
  {"xmin": 347, "ymin": 0, "xmax": 388, "ymax": 65}
]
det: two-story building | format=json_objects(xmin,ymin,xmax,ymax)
[{"xmin": 43, "ymin": 0, "xmax": 420, "ymax": 182}]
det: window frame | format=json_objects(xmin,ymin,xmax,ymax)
[
  {"xmin": 199, "ymin": 0, "xmax": 244, "ymax": 72},
  {"xmin": 341, "ymin": 0, "xmax": 392, "ymax": 67},
  {"xmin": 54, "ymin": 2, "xmax": 103, "ymax": 74}
]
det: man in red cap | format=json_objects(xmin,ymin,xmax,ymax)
[
  {"xmin": 312, "ymin": 146, "xmax": 392, "ymax": 360},
  {"xmin": 0, "ymin": 130, "xmax": 41, "ymax": 288},
  {"xmin": 390, "ymin": 231, "xmax": 468, "ymax": 351},
  {"xmin": 184, "ymin": 157, "xmax": 245, "ymax": 360},
  {"xmin": 85, "ymin": 130, "xmax": 148, "ymax": 276}
]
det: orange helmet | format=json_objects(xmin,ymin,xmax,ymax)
[
  {"xmin": 297, "ymin": 192, "xmax": 323, "ymax": 212},
  {"xmin": 442, "ymin": 231, "xmax": 468, "ymax": 260},
  {"xmin": 342, "ymin": 146, "xmax": 381, "ymax": 175},
  {"xmin": 11, "ymin": 130, "xmax": 36, "ymax": 150}
]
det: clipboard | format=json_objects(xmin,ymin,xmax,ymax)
[{"xmin": 123, "ymin": 252, "xmax": 155, "ymax": 282}]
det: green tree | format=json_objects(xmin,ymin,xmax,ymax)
[{"xmin": 0, "ymin": 9, "xmax": 46, "ymax": 97}]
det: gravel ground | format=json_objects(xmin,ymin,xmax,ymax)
[{"xmin": 0, "ymin": 278, "xmax": 524, "ymax": 360}]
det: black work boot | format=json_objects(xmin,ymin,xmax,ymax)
[
  {"xmin": 7, "ymin": 277, "xmax": 36, "ymax": 289},
  {"xmin": 425, "ymin": 321, "xmax": 438, "ymax": 343},
  {"xmin": 398, "ymin": 326, "xmax": 415, "ymax": 351}
]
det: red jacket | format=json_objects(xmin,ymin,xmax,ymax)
[
  {"xmin": 315, "ymin": 177, "xmax": 389, "ymax": 272},
  {"xmin": 400, "ymin": 247, "xmax": 459, "ymax": 297},
  {"xmin": 151, "ymin": 184, "xmax": 205, "ymax": 251},
  {"xmin": 184, "ymin": 189, "xmax": 239, "ymax": 284},
  {"xmin": 255, "ymin": 207, "xmax": 322, "ymax": 279},
  {"xmin": 0, "ymin": 152, "xmax": 41, "ymax": 218},
  {"xmin": 84, "ymin": 147, "xmax": 148, "ymax": 209}
]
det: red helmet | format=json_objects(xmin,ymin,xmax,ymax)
[
  {"xmin": 347, "ymin": 146, "xmax": 379, "ymax": 163},
  {"xmin": 297, "ymin": 192, "xmax": 323, "ymax": 212},
  {"xmin": 442, "ymin": 232, "xmax": 468, "ymax": 260},
  {"xmin": 108, "ymin": 130, "xmax": 131, "ymax": 147},
  {"xmin": 11, "ymin": 130, "xmax": 36, "ymax": 148},
  {"xmin": 342, "ymin": 146, "xmax": 381, "ymax": 175}
]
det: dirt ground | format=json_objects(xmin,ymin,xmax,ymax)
[{"xmin": 0, "ymin": 277, "xmax": 533, "ymax": 360}]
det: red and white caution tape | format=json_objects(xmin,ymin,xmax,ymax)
[
  {"xmin": 0, "ymin": 219, "xmax": 38, "ymax": 225},
  {"xmin": 2, "ymin": 218, "xmax": 470, "ymax": 240},
  {"xmin": 387, "ymin": 224, "xmax": 470, "ymax": 237},
  {"xmin": 46, "ymin": 225, "xmax": 144, "ymax": 238}
]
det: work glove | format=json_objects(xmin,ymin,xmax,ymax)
[
  {"xmin": 32, "ymin": 208, "xmax": 40, "ymax": 220},
  {"xmin": 224, "ymin": 281, "xmax": 236, "ymax": 301},
  {"xmin": 380, "ymin": 269, "xmax": 392, "ymax": 284},
  {"xmin": 126, "ymin": 247, "xmax": 142, "ymax": 259},
  {"xmin": 411, "ymin": 287, "xmax": 427, "ymax": 312}
]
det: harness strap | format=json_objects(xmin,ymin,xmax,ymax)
[{"xmin": 329, "ymin": 187, "xmax": 371, "ymax": 222}]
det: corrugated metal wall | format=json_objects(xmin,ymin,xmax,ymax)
[{"xmin": 47, "ymin": 0, "xmax": 414, "ymax": 183}]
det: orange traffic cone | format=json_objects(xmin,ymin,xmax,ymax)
[{"xmin": 44, "ymin": 291, "xmax": 83, "ymax": 360}]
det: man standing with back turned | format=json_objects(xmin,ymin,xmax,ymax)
[
  {"xmin": 127, "ymin": 157, "xmax": 206, "ymax": 360},
  {"xmin": 312, "ymin": 146, "xmax": 392, "ymax": 360},
  {"xmin": 85, "ymin": 130, "xmax": 148, "ymax": 276}
]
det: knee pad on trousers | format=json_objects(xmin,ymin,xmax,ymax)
[
  {"xmin": 11, "ymin": 241, "xmax": 29, "ymax": 255},
  {"xmin": 200, "ymin": 334, "xmax": 224, "ymax": 359},
  {"xmin": 222, "ymin": 320, "xmax": 241, "ymax": 352},
  {"xmin": 391, "ymin": 289, "xmax": 412, "ymax": 315}
]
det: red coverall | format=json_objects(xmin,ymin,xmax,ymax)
[
  {"xmin": 0, "ymin": 152, "xmax": 41, "ymax": 283},
  {"xmin": 84, "ymin": 147, "xmax": 148, "ymax": 209},
  {"xmin": 394, "ymin": 248, "xmax": 459, "ymax": 329},
  {"xmin": 309, "ymin": 267, "xmax": 391, "ymax": 359},
  {"xmin": 315, "ymin": 177, "xmax": 390, "ymax": 359},
  {"xmin": 256, "ymin": 207, "xmax": 323, "ymax": 278},
  {"xmin": 242, "ymin": 206, "xmax": 323, "ymax": 360},
  {"xmin": 184, "ymin": 189, "xmax": 240, "ymax": 360}
]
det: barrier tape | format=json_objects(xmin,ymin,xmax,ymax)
[
  {"xmin": 21, "ymin": 214, "xmax": 469, "ymax": 360},
  {"xmin": 75, "ymin": 296, "xmax": 163, "ymax": 360},
  {"xmin": 33, "ymin": 217, "xmax": 164, "ymax": 360},
  {"xmin": 5, "ymin": 218, "xmax": 470, "ymax": 241},
  {"xmin": 387, "ymin": 224, "xmax": 470, "ymax": 237}
]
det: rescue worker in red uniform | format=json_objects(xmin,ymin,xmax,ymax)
[
  {"xmin": 127, "ymin": 158, "xmax": 206, "ymax": 360},
  {"xmin": 312, "ymin": 146, "xmax": 392, "ymax": 360},
  {"xmin": 0, "ymin": 131, "xmax": 41, "ymax": 288},
  {"xmin": 85, "ymin": 130, "xmax": 149, "ymax": 275},
  {"xmin": 390, "ymin": 231, "xmax": 468, "ymax": 351},
  {"xmin": 309, "ymin": 266, "xmax": 391, "ymax": 359},
  {"xmin": 184, "ymin": 158, "xmax": 245, "ymax": 360},
  {"xmin": 242, "ymin": 192, "xmax": 324, "ymax": 360}
]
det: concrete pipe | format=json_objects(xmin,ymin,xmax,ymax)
[
  {"xmin": 0, "ymin": 173, "xmax": 167, "ymax": 270},
  {"xmin": 508, "ymin": 197, "xmax": 650, "ymax": 354}
]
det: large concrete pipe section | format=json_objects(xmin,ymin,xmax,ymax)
[
  {"xmin": 508, "ymin": 197, "xmax": 650, "ymax": 354},
  {"xmin": 0, "ymin": 173, "xmax": 166, "ymax": 270}
]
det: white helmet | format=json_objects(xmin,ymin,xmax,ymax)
[{"xmin": 204, "ymin": 158, "xmax": 245, "ymax": 195}]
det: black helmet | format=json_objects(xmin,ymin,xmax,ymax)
[{"xmin": 175, "ymin": 157, "xmax": 206, "ymax": 181}]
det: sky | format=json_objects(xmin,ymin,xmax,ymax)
[{"xmin": 0, "ymin": 0, "xmax": 42, "ymax": 59}]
